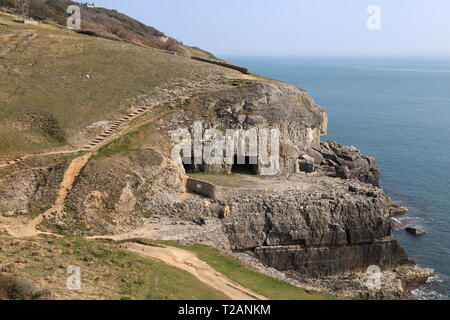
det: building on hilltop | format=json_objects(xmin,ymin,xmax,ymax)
[{"xmin": 82, "ymin": 2, "xmax": 95, "ymax": 8}]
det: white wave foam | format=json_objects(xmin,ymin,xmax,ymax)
[{"xmin": 411, "ymin": 276, "xmax": 449, "ymax": 300}]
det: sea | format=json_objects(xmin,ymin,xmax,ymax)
[{"xmin": 223, "ymin": 56, "xmax": 450, "ymax": 300}]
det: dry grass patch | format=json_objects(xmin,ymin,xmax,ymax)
[{"xmin": 0, "ymin": 234, "xmax": 229, "ymax": 300}]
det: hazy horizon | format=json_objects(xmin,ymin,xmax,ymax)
[{"xmin": 92, "ymin": 0, "xmax": 450, "ymax": 57}]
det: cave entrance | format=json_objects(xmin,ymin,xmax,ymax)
[
  {"xmin": 182, "ymin": 157, "xmax": 201, "ymax": 173},
  {"xmin": 232, "ymin": 155, "xmax": 258, "ymax": 175}
]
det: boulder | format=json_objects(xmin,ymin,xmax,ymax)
[
  {"xmin": 299, "ymin": 160, "xmax": 315, "ymax": 173},
  {"xmin": 299, "ymin": 155, "xmax": 316, "ymax": 173},
  {"xmin": 389, "ymin": 202, "xmax": 408, "ymax": 216},
  {"xmin": 281, "ymin": 140, "xmax": 299, "ymax": 158},
  {"xmin": 319, "ymin": 141, "xmax": 380, "ymax": 186},
  {"xmin": 336, "ymin": 165, "xmax": 351, "ymax": 180},
  {"xmin": 304, "ymin": 147, "xmax": 324, "ymax": 165},
  {"xmin": 16, "ymin": 209, "xmax": 28, "ymax": 215},
  {"xmin": 405, "ymin": 227, "xmax": 426, "ymax": 236}
]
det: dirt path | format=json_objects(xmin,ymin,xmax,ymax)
[
  {"xmin": 4, "ymin": 153, "xmax": 92, "ymax": 238},
  {"xmin": 121, "ymin": 242, "xmax": 268, "ymax": 300}
]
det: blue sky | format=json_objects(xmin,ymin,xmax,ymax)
[{"xmin": 91, "ymin": 0, "xmax": 450, "ymax": 56}]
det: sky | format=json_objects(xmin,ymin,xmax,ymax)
[{"xmin": 91, "ymin": 0, "xmax": 450, "ymax": 56}]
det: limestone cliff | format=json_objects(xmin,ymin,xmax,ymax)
[
  {"xmin": 222, "ymin": 179, "xmax": 411, "ymax": 277},
  {"xmin": 0, "ymin": 76, "xmax": 429, "ymax": 298},
  {"xmin": 161, "ymin": 79, "xmax": 328, "ymax": 175}
]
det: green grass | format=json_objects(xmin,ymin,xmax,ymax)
[
  {"xmin": 0, "ymin": 234, "xmax": 228, "ymax": 300},
  {"xmin": 93, "ymin": 131, "xmax": 140, "ymax": 159},
  {"xmin": 147, "ymin": 240, "xmax": 336, "ymax": 300},
  {"xmin": 0, "ymin": 12, "xmax": 228, "ymax": 159},
  {"xmin": 92, "ymin": 120, "xmax": 170, "ymax": 160}
]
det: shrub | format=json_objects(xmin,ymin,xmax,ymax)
[
  {"xmin": 0, "ymin": 273, "xmax": 51, "ymax": 300},
  {"xmin": 106, "ymin": 23, "xmax": 136, "ymax": 42}
]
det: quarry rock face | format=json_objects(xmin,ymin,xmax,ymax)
[
  {"xmin": 152, "ymin": 79, "xmax": 414, "ymax": 280},
  {"xmin": 169, "ymin": 80, "xmax": 328, "ymax": 176},
  {"xmin": 220, "ymin": 177, "xmax": 412, "ymax": 277},
  {"xmin": 169, "ymin": 79, "xmax": 411, "ymax": 280},
  {"xmin": 0, "ymin": 162, "xmax": 67, "ymax": 216},
  {"xmin": 254, "ymin": 241, "xmax": 410, "ymax": 278},
  {"xmin": 0, "ymin": 78, "xmax": 419, "ymax": 285}
]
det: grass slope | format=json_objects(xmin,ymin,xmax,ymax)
[
  {"xmin": 0, "ymin": 12, "xmax": 227, "ymax": 160},
  {"xmin": 0, "ymin": 233, "xmax": 228, "ymax": 300},
  {"xmin": 148, "ymin": 240, "xmax": 336, "ymax": 300},
  {"xmin": 0, "ymin": 0, "xmax": 216, "ymax": 57}
]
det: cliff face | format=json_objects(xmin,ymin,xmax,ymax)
[
  {"xmin": 163, "ymin": 79, "xmax": 328, "ymax": 175},
  {"xmin": 157, "ymin": 78, "xmax": 417, "ymax": 281},
  {"xmin": 0, "ymin": 74, "xmax": 423, "ymax": 295},
  {"xmin": 0, "ymin": 161, "xmax": 67, "ymax": 216},
  {"xmin": 221, "ymin": 178, "xmax": 411, "ymax": 277},
  {"xmin": 140, "ymin": 79, "xmax": 415, "ymax": 283}
]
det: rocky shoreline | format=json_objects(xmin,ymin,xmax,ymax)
[{"xmin": 232, "ymin": 251, "xmax": 434, "ymax": 300}]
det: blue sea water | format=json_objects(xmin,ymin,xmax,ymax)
[{"xmin": 224, "ymin": 56, "xmax": 450, "ymax": 299}]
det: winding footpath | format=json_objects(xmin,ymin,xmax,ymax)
[
  {"xmin": 122, "ymin": 242, "xmax": 267, "ymax": 300},
  {"xmin": 4, "ymin": 153, "xmax": 92, "ymax": 238}
]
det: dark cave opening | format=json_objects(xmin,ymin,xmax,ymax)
[
  {"xmin": 182, "ymin": 157, "xmax": 199, "ymax": 173},
  {"xmin": 232, "ymin": 155, "xmax": 258, "ymax": 175}
]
